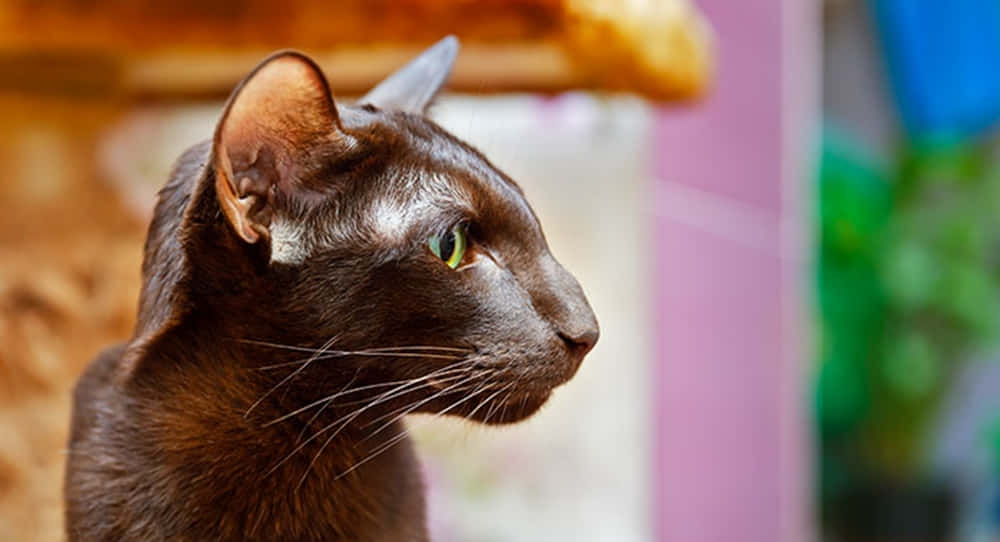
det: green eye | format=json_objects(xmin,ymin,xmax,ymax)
[{"xmin": 428, "ymin": 225, "xmax": 467, "ymax": 269}]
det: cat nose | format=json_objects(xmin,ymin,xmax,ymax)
[
  {"xmin": 535, "ymin": 256, "xmax": 599, "ymax": 358},
  {"xmin": 558, "ymin": 326, "xmax": 599, "ymax": 357}
]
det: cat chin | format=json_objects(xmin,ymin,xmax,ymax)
[
  {"xmin": 465, "ymin": 389, "xmax": 553, "ymax": 426},
  {"xmin": 416, "ymin": 387, "xmax": 552, "ymax": 425}
]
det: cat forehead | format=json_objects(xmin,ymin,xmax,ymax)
[
  {"xmin": 345, "ymin": 106, "xmax": 533, "ymax": 214},
  {"xmin": 268, "ymin": 170, "xmax": 464, "ymax": 265},
  {"xmin": 368, "ymin": 168, "xmax": 475, "ymax": 237},
  {"xmin": 270, "ymin": 121, "xmax": 535, "ymax": 265}
]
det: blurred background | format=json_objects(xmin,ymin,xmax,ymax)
[
  {"xmin": 8, "ymin": 0, "xmax": 1000, "ymax": 541},
  {"xmin": 820, "ymin": 2, "xmax": 1000, "ymax": 542}
]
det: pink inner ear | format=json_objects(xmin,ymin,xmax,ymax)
[
  {"xmin": 212, "ymin": 52, "xmax": 339, "ymax": 244},
  {"xmin": 216, "ymin": 52, "xmax": 339, "ymax": 180}
]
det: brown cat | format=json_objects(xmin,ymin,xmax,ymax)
[{"xmin": 64, "ymin": 36, "xmax": 598, "ymax": 542}]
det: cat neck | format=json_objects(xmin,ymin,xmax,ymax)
[
  {"xmin": 120, "ymin": 321, "xmax": 429, "ymax": 542},
  {"xmin": 120, "ymin": 141, "xmax": 431, "ymax": 541}
]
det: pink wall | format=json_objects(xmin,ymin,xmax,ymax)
[{"xmin": 652, "ymin": 1, "xmax": 816, "ymax": 541}]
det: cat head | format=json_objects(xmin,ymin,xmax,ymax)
[{"xmin": 170, "ymin": 37, "xmax": 598, "ymax": 424}]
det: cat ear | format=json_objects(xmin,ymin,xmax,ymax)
[
  {"xmin": 212, "ymin": 51, "xmax": 341, "ymax": 244},
  {"xmin": 361, "ymin": 35, "xmax": 459, "ymax": 114}
]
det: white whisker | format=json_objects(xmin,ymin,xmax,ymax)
[
  {"xmin": 263, "ymin": 359, "xmax": 478, "ymax": 427},
  {"xmin": 264, "ymin": 362, "xmax": 481, "ymax": 477},
  {"xmin": 294, "ymin": 373, "xmax": 483, "ymax": 488},
  {"xmin": 244, "ymin": 334, "xmax": 341, "ymax": 418},
  {"xmin": 360, "ymin": 375, "xmax": 494, "ymax": 442},
  {"xmin": 334, "ymin": 378, "xmax": 498, "ymax": 481}
]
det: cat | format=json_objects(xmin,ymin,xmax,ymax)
[{"xmin": 64, "ymin": 36, "xmax": 598, "ymax": 542}]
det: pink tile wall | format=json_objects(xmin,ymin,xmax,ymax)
[{"xmin": 652, "ymin": 1, "xmax": 815, "ymax": 541}]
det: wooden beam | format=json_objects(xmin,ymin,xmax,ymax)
[{"xmin": 0, "ymin": 0, "xmax": 713, "ymax": 102}]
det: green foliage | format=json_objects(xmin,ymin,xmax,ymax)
[
  {"xmin": 817, "ymin": 129, "xmax": 889, "ymax": 439},
  {"xmin": 818, "ymin": 130, "xmax": 1000, "ymax": 496},
  {"xmin": 883, "ymin": 144, "xmax": 1000, "ymax": 355}
]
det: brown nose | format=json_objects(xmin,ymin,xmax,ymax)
[
  {"xmin": 535, "ymin": 255, "xmax": 599, "ymax": 358},
  {"xmin": 558, "ymin": 327, "xmax": 599, "ymax": 357}
]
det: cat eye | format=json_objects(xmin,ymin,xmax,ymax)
[{"xmin": 428, "ymin": 224, "xmax": 467, "ymax": 269}]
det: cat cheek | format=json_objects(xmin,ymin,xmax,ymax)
[{"xmin": 454, "ymin": 251, "xmax": 490, "ymax": 272}]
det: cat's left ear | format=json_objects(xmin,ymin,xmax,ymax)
[
  {"xmin": 361, "ymin": 35, "xmax": 459, "ymax": 114},
  {"xmin": 212, "ymin": 51, "xmax": 345, "ymax": 245}
]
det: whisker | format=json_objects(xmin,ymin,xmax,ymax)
[
  {"xmin": 264, "ymin": 362, "xmax": 481, "ymax": 476},
  {"xmin": 239, "ymin": 339, "xmax": 473, "ymax": 354},
  {"xmin": 333, "ymin": 427, "xmax": 413, "ymax": 482},
  {"xmin": 252, "ymin": 351, "xmax": 465, "ymax": 371},
  {"xmin": 251, "ymin": 354, "xmax": 336, "ymax": 371},
  {"xmin": 264, "ymin": 370, "xmax": 471, "ymax": 428},
  {"xmin": 483, "ymin": 386, "xmax": 514, "ymax": 425},
  {"xmin": 333, "ymin": 378, "xmax": 498, "ymax": 482},
  {"xmin": 293, "ymin": 373, "xmax": 483, "ymax": 488},
  {"xmin": 363, "ymin": 346, "xmax": 473, "ymax": 353},
  {"xmin": 296, "ymin": 398, "xmax": 335, "ymax": 444},
  {"xmin": 466, "ymin": 381, "xmax": 516, "ymax": 421},
  {"xmin": 244, "ymin": 334, "xmax": 340, "ymax": 418},
  {"xmin": 336, "ymin": 360, "xmax": 483, "ymax": 413},
  {"xmin": 238, "ymin": 337, "xmax": 472, "ymax": 359},
  {"xmin": 360, "ymin": 375, "xmax": 495, "ymax": 443},
  {"xmin": 236, "ymin": 339, "xmax": 326, "ymax": 353},
  {"xmin": 293, "ymin": 369, "xmax": 361, "ymax": 442},
  {"xmin": 328, "ymin": 371, "xmax": 474, "ymax": 409}
]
